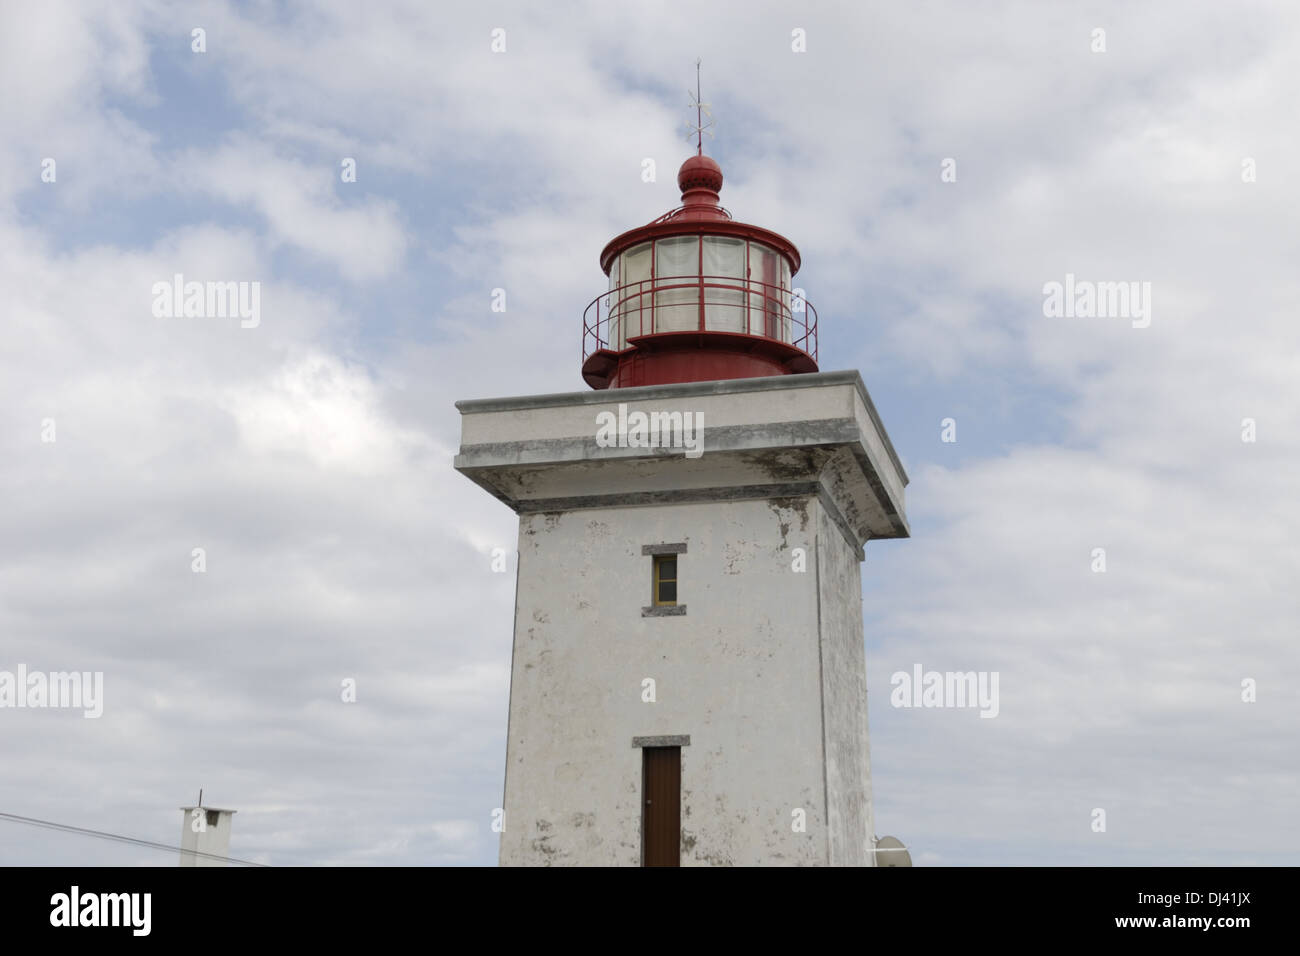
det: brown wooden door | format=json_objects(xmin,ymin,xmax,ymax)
[{"xmin": 641, "ymin": 747, "xmax": 681, "ymax": 866}]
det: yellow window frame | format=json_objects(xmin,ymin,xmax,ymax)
[{"xmin": 653, "ymin": 554, "xmax": 678, "ymax": 607}]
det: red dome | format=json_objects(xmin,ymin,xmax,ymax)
[{"xmin": 677, "ymin": 155, "xmax": 723, "ymax": 193}]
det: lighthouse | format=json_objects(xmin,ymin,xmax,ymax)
[{"xmin": 454, "ymin": 106, "xmax": 909, "ymax": 865}]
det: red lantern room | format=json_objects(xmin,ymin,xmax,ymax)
[{"xmin": 580, "ymin": 149, "xmax": 817, "ymax": 390}]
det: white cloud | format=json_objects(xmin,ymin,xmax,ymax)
[{"xmin": 176, "ymin": 138, "xmax": 408, "ymax": 280}]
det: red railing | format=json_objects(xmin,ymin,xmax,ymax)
[
  {"xmin": 649, "ymin": 204, "xmax": 734, "ymax": 224},
  {"xmin": 582, "ymin": 274, "xmax": 817, "ymax": 363}
]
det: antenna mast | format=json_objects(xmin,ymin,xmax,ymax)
[
  {"xmin": 686, "ymin": 58, "xmax": 713, "ymax": 154},
  {"xmin": 696, "ymin": 59, "xmax": 703, "ymax": 155}
]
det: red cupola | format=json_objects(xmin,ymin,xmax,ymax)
[{"xmin": 581, "ymin": 151, "xmax": 818, "ymax": 389}]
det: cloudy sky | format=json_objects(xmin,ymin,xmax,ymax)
[{"xmin": 2, "ymin": 0, "xmax": 1296, "ymax": 866}]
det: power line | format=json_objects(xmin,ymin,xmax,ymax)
[{"xmin": 0, "ymin": 810, "xmax": 270, "ymax": 867}]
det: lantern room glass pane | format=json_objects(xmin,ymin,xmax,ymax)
[
  {"xmin": 616, "ymin": 242, "xmax": 651, "ymax": 347},
  {"xmin": 780, "ymin": 257, "xmax": 790, "ymax": 343},
  {"xmin": 605, "ymin": 256, "xmax": 620, "ymax": 350},
  {"xmin": 748, "ymin": 242, "xmax": 782, "ymax": 340},
  {"xmin": 781, "ymin": 258, "xmax": 794, "ymax": 344},
  {"xmin": 703, "ymin": 237, "xmax": 745, "ymax": 332},
  {"xmin": 654, "ymin": 237, "xmax": 698, "ymax": 333}
]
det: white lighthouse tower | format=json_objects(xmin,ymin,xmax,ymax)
[{"xmin": 455, "ymin": 123, "xmax": 908, "ymax": 866}]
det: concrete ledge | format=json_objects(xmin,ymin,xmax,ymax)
[
  {"xmin": 516, "ymin": 482, "xmax": 821, "ymax": 513},
  {"xmin": 454, "ymin": 369, "xmax": 908, "ymax": 487},
  {"xmin": 454, "ymin": 373, "xmax": 909, "ymax": 543},
  {"xmin": 452, "ymin": 418, "xmax": 861, "ymax": 471},
  {"xmin": 642, "ymin": 543, "xmax": 687, "ymax": 555},
  {"xmin": 642, "ymin": 605, "xmax": 686, "ymax": 617},
  {"xmin": 632, "ymin": 735, "xmax": 691, "ymax": 748}
]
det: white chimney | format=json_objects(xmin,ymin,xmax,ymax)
[{"xmin": 178, "ymin": 803, "xmax": 236, "ymax": 867}]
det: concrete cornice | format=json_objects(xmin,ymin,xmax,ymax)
[
  {"xmin": 454, "ymin": 370, "xmax": 908, "ymax": 487},
  {"xmin": 454, "ymin": 372, "xmax": 910, "ymax": 545}
]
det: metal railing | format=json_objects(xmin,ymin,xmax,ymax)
[
  {"xmin": 582, "ymin": 274, "xmax": 817, "ymax": 363},
  {"xmin": 649, "ymin": 204, "xmax": 734, "ymax": 224}
]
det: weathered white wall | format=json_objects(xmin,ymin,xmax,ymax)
[
  {"xmin": 816, "ymin": 505, "xmax": 876, "ymax": 865},
  {"xmin": 501, "ymin": 496, "xmax": 855, "ymax": 866}
]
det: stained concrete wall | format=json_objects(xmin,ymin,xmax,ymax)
[
  {"xmin": 500, "ymin": 496, "xmax": 838, "ymax": 866},
  {"xmin": 816, "ymin": 504, "xmax": 876, "ymax": 865}
]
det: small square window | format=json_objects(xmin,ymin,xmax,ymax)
[{"xmin": 653, "ymin": 555, "xmax": 677, "ymax": 607}]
